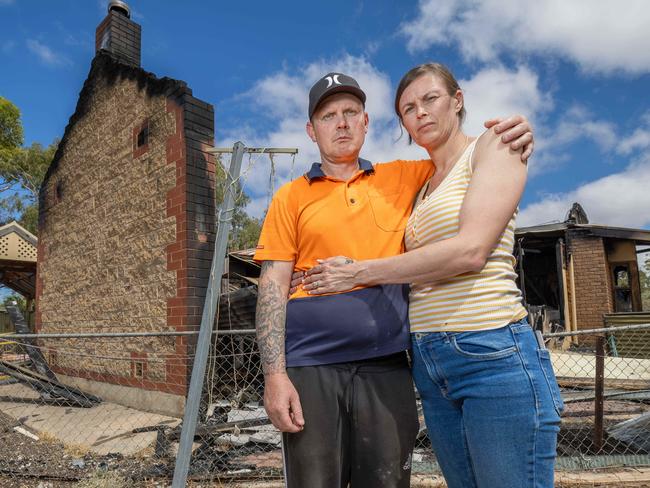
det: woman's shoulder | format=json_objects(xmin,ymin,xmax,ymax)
[
  {"xmin": 470, "ymin": 128, "xmax": 522, "ymax": 171},
  {"xmin": 473, "ymin": 128, "xmax": 501, "ymax": 153}
]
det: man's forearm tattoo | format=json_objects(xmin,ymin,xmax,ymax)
[{"xmin": 256, "ymin": 261, "xmax": 287, "ymax": 375}]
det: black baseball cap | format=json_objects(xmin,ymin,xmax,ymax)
[{"xmin": 308, "ymin": 72, "xmax": 366, "ymax": 119}]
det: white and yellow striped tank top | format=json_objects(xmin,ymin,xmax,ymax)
[{"xmin": 405, "ymin": 136, "xmax": 527, "ymax": 333}]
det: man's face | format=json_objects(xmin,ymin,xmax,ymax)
[{"xmin": 306, "ymin": 93, "xmax": 369, "ymax": 164}]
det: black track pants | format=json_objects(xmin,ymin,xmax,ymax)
[{"xmin": 282, "ymin": 352, "xmax": 419, "ymax": 488}]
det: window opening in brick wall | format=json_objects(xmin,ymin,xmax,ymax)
[
  {"xmin": 612, "ymin": 264, "xmax": 633, "ymax": 312},
  {"xmin": 55, "ymin": 181, "xmax": 64, "ymax": 202},
  {"xmin": 134, "ymin": 361, "xmax": 144, "ymax": 378},
  {"xmin": 137, "ymin": 124, "xmax": 149, "ymax": 148}
]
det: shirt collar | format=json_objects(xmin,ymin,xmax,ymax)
[{"xmin": 304, "ymin": 158, "xmax": 375, "ymax": 183}]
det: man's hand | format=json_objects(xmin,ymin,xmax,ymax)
[
  {"xmin": 484, "ymin": 115, "xmax": 534, "ymax": 161},
  {"xmin": 255, "ymin": 260, "xmax": 304, "ymax": 429},
  {"xmin": 264, "ymin": 373, "xmax": 305, "ymax": 433}
]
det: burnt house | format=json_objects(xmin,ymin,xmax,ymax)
[
  {"xmin": 36, "ymin": 1, "xmax": 216, "ymax": 416},
  {"xmin": 516, "ymin": 204, "xmax": 650, "ymax": 339}
]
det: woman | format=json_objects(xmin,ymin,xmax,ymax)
[{"xmin": 298, "ymin": 63, "xmax": 563, "ymax": 488}]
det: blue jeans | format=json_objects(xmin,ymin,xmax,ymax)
[{"xmin": 411, "ymin": 319, "xmax": 563, "ymax": 488}]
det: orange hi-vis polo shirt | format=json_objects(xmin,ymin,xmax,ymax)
[
  {"xmin": 254, "ymin": 157, "xmax": 434, "ymax": 367},
  {"xmin": 255, "ymin": 158, "xmax": 434, "ymax": 295}
]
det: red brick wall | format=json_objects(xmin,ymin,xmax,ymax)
[
  {"xmin": 568, "ymin": 231, "xmax": 614, "ymax": 330},
  {"xmin": 165, "ymin": 88, "xmax": 216, "ymax": 391}
]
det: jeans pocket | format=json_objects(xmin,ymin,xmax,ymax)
[
  {"xmin": 538, "ymin": 348, "xmax": 565, "ymax": 415},
  {"xmin": 450, "ymin": 329, "xmax": 517, "ymax": 360}
]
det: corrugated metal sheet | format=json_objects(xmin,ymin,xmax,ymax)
[{"xmin": 605, "ymin": 312, "xmax": 650, "ymax": 325}]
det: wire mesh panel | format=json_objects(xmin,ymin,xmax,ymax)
[
  {"xmin": 183, "ymin": 331, "xmax": 281, "ymax": 485},
  {"xmin": 0, "ymin": 332, "xmax": 278, "ymax": 487},
  {"xmin": 552, "ymin": 327, "xmax": 650, "ymax": 461},
  {"xmin": 2, "ymin": 324, "xmax": 650, "ymax": 486},
  {"xmin": 0, "ymin": 335, "xmax": 184, "ymax": 487}
]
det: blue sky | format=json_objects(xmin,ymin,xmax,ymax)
[{"xmin": 2, "ymin": 0, "xmax": 650, "ymax": 230}]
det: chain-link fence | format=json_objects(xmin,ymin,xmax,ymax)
[
  {"xmin": 1, "ymin": 321, "xmax": 650, "ymax": 486},
  {"xmin": 548, "ymin": 321, "xmax": 650, "ymax": 470},
  {"xmin": 0, "ymin": 328, "xmax": 269, "ymax": 487}
]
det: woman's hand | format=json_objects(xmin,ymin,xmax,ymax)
[
  {"xmin": 301, "ymin": 256, "xmax": 359, "ymax": 295},
  {"xmin": 484, "ymin": 115, "xmax": 534, "ymax": 161},
  {"xmin": 288, "ymin": 270, "xmax": 305, "ymax": 296}
]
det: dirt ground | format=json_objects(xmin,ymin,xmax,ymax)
[
  {"xmin": 3, "ymin": 409, "xmax": 650, "ymax": 487},
  {"xmin": 0, "ymin": 409, "xmax": 169, "ymax": 488}
]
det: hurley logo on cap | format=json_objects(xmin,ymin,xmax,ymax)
[
  {"xmin": 325, "ymin": 74, "xmax": 342, "ymax": 87},
  {"xmin": 308, "ymin": 72, "xmax": 367, "ymax": 119}
]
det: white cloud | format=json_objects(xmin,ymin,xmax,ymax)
[
  {"xmin": 617, "ymin": 115, "xmax": 650, "ymax": 155},
  {"xmin": 460, "ymin": 65, "xmax": 550, "ymax": 137},
  {"xmin": 618, "ymin": 129, "xmax": 650, "ymax": 155},
  {"xmin": 529, "ymin": 105, "xmax": 619, "ymax": 175},
  {"xmin": 26, "ymin": 39, "xmax": 70, "ymax": 66},
  {"xmin": 519, "ymin": 155, "xmax": 650, "ymax": 228},
  {"xmin": 458, "ymin": 65, "xmax": 579, "ymax": 177},
  {"xmin": 401, "ymin": 0, "xmax": 650, "ymax": 74},
  {"xmin": 553, "ymin": 108, "xmax": 618, "ymax": 152},
  {"xmin": 228, "ymin": 59, "xmax": 636, "ymax": 224},
  {"xmin": 220, "ymin": 54, "xmax": 429, "ymax": 218},
  {"xmin": 520, "ymin": 110, "xmax": 650, "ymax": 228},
  {"xmin": 0, "ymin": 0, "xmax": 14, "ymax": 5}
]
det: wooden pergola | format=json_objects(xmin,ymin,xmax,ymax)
[{"xmin": 0, "ymin": 221, "xmax": 37, "ymax": 301}]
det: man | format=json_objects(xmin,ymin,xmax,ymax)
[{"xmin": 254, "ymin": 72, "xmax": 532, "ymax": 487}]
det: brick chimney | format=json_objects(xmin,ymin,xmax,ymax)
[{"xmin": 95, "ymin": 1, "xmax": 141, "ymax": 67}]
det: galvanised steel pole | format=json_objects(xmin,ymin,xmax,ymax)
[{"xmin": 172, "ymin": 141, "xmax": 245, "ymax": 487}]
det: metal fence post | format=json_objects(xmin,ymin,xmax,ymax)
[
  {"xmin": 172, "ymin": 141, "xmax": 245, "ymax": 487},
  {"xmin": 594, "ymin": 334, "xmax": 605, "ymax": 452}
]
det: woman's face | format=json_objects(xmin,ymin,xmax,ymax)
[{"xmin": 397, "ymin": 73, "xmax": 462, "ymax": 150}]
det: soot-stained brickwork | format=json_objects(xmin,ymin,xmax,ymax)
[
  {"xmin": 566, "ymin": 230, "xmax": 614, "ymax": 331},
  {"xmin": 36, "ymin": 45, "xmax": 215, "ymax": 414}
]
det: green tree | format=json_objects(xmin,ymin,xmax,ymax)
[
  {"xmin": 214, "ymin": 162, "xmax": 262, "ymax": 251},
  {"xmin": 229, "ymin": 206, "xmax": 262, "ymax": 250},
  {"xmin": 0, "ymin": 140, "xmax": 58, "ymax": 235},
  {"xmin": 2, "ymin": 291, "xmax": 27, "ymax": 314},
  {"xmin": 0, "ymin": 96, "xmax": 23, "ymax": 161},
  {"xmin": 0, "ymin": 97, "xmax": 58, "ymax": 234},
  {"xmin": 1, "ymin": 97, "xmax": 58, "ymax": 235}
]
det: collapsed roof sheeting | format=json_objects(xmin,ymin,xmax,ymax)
[{"xmin": 517, "ymin": 222, "xmax": 650, "ymax": 244}]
